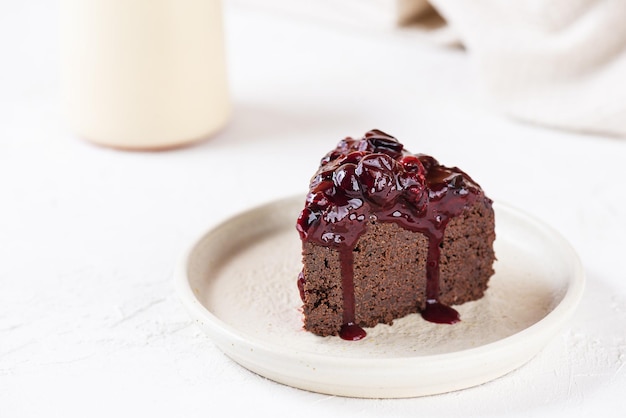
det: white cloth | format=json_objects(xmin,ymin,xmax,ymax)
[{"xmin": 406, "ymin": 0, "xmax": 626, "ymax": 137}]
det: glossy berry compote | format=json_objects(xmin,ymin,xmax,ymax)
[{"xmin": 296, "ymin": 130, "xmax": 486, "ymax": 340}]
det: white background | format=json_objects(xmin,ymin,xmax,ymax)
[{"xmin": 1, "ymin": 1, "xmax": 625, "ymax": 417}]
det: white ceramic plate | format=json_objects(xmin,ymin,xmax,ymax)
[{"xmin": 176, "ymin": 195, "xmax": 584, "ymax": 398}]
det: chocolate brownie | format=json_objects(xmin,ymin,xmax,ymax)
[{"xmin": 296, "ymin": 130, "xmax": 496, "ymax": 340}]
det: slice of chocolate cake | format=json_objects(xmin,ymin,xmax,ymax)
[{"xmin": 296, "ymin": 130, "xmax": 496, "ymax": 340}]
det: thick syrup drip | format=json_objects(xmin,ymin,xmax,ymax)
[
  {"xmin": 337, "ymin": 247, "xmax": 366, "ymax": 340},
  {"xmin": 421, "ymin": 213, "xmax": 460, "ymax": 324},
  {"xmin": 421, "ymin": 300, "xmax": 460, "ymax": 324},
  {"xmin": 340, "ymin": 322, "xmax": 367, "ymax": 341},
  {"xmin": 297, "ymin": 271, "xmax": 306, "ymax": 302},
  {"xmin": 297, "ymin": 130, "xmax": 484, "ymax": 339}
]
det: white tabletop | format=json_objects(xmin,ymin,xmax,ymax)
[{"xmin": 2, "ymin": 1, "xmax": 625, "ymax": 417}]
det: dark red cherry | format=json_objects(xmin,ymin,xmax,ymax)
[
  {"xmin": 355, "ymin": 154, "xmax": 400, "ymax": 206},
  {"xmin": 398, "ymin": 155, "xmax": 425, "ymax": 185},
  {"xmin": 306, "ymin": 191, "xmax": 330, "ymax": 210},
  {"xmin": 296, "ymin": 207, "xmax": 320, "ymax": 239},
  {"xmin": 364, "ymin": 130, "xmax": 403, "ymax": 158},
  {"xmin": 336, "ymin": 137, "xmax": 353, "ymax": 152},
  {"xmin": 297, "ymin": 271, "xmax": 306, "ymax": 302},
  {"xmin": 400, "ymin": 155, "xmax": 425, "ymax": 174},
  {"xmin": 333, "ymin": 163, "xmax": 360, "ymax": 194},
  {"xmin": 310, "ymin": 179, "xmax": 334, "ymax": 195},
  {"xmin": 343, "ymin": 151, "xmax": 366, "ymax": 165},
  {"xmin": 320, "ymin": 150, "xmax": 344, "ymax": 166},
  {"xmin": 448, "ymin": 173, "xmax": 465, "ymax": 189},
  {"xmin": 397, "ymin": 171, "xmax": 420, "ymax": 190},
  {"xmin": 416, "ymin": 154, "xmax": 439, "ymax": 172},
  {"xmin": 404, "ymin": 185, "xmax": 427, "ymax": 211}
]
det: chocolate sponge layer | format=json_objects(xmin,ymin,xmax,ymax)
[{"xmin": 301, "ymin": 197, "xmax": 495, "ymax": 337}]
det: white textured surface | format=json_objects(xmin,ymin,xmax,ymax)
[{"xmin": 1, "ymin": 0, "xmax": 625, "ymax": 416}]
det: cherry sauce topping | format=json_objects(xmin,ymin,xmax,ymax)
[{"xmin": 296, "ymin": 130, "xmax": 483, "ymax": 340}]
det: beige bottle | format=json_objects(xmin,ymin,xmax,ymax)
[{"xmin": 60, "ymin": 0, "xmax": 230, "ymax": 150}]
